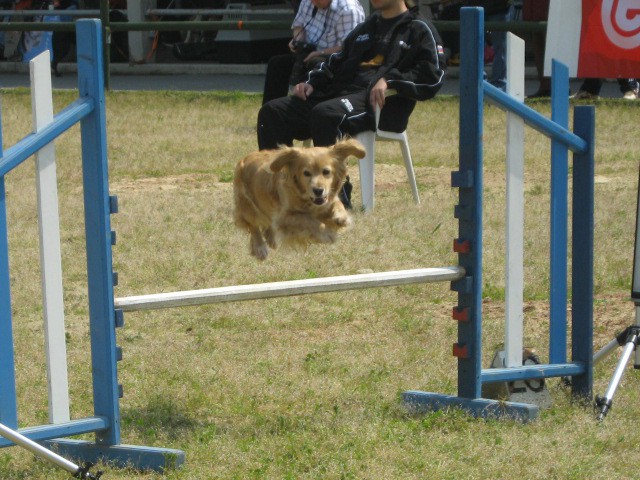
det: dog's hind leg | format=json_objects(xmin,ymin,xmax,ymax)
[{"xmin": 277, "ymin": 213, "xmax": 337, "ymax": 246}]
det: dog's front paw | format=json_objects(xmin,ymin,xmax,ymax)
[
  {"xmin": 251, "ymin": 243, "xmax": 269, "ymax": 260},
  {"xmin": 250, "ymin": 237, "xmax": 270, "ymax": 260},
  {"xmin": 332, "ymin": 212, "xmax": 353, "ymax": 230}
]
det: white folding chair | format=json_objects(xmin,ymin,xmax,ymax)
[
  {"xmin": 354, "ymin": 90, "xmax": 420, "ymax": 212},
  {"xmin": 303, "ymin": 90, "xmax": 420, "ymax": 212}
]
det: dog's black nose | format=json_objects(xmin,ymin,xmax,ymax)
[{"xmin": 313, "ymin": 188, "xmax": 324, "ymax": 197}]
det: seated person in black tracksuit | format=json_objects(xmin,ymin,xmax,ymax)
[{"xmin": 257, "ymin": 0, "xmax": 446, "ymax": 151}]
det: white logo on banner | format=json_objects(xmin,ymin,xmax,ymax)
[{"xmin": 601, "ymin": 0, "xmax": 640, "ymax": 49}]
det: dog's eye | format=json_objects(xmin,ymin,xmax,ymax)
[
  {"xmin": 322, "ymin": 168, "xmax": 331, "ymax": 176},
  {"xmin": 303, "ymin": 170, "xmax": 312, "ymax": 177}
]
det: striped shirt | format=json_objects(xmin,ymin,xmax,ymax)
[{"xmin": 292, "ymin": 0, "xmax": 365, "ymax": 50}]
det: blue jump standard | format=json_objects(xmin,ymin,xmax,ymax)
[
  {"xmin": 400, "ymin": 8, "xmax": 594, "ymax": 422},
  {"xmin": 403, "ymin": 362, "xmax": 587, "ymax": 421},
  {"xmin": 0, "ymin": 19, "xmax": 185, "ymax": 471},
  {"xmin": 403, "ymin": 392, "xmax": 539, "ymax": 421}
]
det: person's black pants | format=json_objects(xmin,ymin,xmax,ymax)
[
  {"xmin": 262, "ymin": 53, "xmax": 296, "ymax": 105},
  {"xmin": 580, "ymin": 78, "xmax": 639, "ymax": 95},
  {"xmin": 257, "ymin": 91, "xmax": 416, "ymax": 150},
  {"xmin": 258, "ymin": 91, "xmax": 372, "ymax": 149}
]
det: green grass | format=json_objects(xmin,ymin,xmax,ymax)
[{"xmin": 1, "ymin": 89, "xmax": 640, "ymax": 479}]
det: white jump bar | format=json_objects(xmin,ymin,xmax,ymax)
[{"xmin": 115, "ymin": 266, "xmax": 466, "ymax": 312}]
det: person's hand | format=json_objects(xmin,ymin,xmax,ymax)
[
  {"xmin": 293, "ymin": 83, "xmax": 314, "ymax": 100},
  {"xmin": 369, "ymin": 77, "xmax": 388, "ymax": 110},
  {"xmin": 303, "ymin": 50, "xmax": 325, "ymax": 63},
  {"xmin": 288, "ymin": 39, "xmax": 298, "ymax": 53}
]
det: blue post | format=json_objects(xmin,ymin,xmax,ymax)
[
  {"xmin": 455, "ymin": 6, "xmax": 484, "ymax": 400},
  {"xmin": 571, "ymin": 106, "xmax": 595, "ymax": 399},
  {"xmin": 76, "ymin": 19, "xmax": 121, "ymax": 447},
  {"xmin": 0, "ymin": 117, "xmax": 18, "ymax": 429},
  {"xmin": 549, "ymin": 61, "xmax": 569, "ymax": 364},
  {"xmin": 404, "ymin": 8, "xmax": 537, "ymax": 420},
  {"xmin": 48, "ymin": 20, "xmax": 185, "ymax": 470}
]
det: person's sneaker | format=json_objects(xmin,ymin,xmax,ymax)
[
  {"xmin": 571, "ymin": 90, "xmax": 599, "ymax": 100},
  {"xmin": 623, "ymin": 89, "xmax": 638, "ymax": 100}
]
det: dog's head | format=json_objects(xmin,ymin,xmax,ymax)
[{"xmin": 270, "ymin": 139, "xmax": 366, "ymax": 207}]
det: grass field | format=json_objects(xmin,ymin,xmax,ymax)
[{"xmin": 1, "ymin": 88, "xmax": 640, "ymax": 479}]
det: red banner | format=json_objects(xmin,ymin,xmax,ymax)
[{"xmin": 578, "ymin": 0, "xmax": 640, "ymax": 78}]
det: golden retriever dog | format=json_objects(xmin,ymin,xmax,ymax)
[{"xmin": 233, "ymin": 138, "xmax": 366, "ymax": 260}]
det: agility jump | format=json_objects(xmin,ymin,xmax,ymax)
[
  {"xmin": 401, "ymin": 8, "xmax": 594, "ymax": 416},
  {"xmin": 0, "ymin": 8, "xmax": 596, "ymax": 473},
  {"xmin": 0, "ymin": 19, "xmax": 183, "ymax": 472}
]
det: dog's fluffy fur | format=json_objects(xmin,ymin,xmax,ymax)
[{"xmin": 233, "ymin": 139, "xmax": 366, "ymax": 260}]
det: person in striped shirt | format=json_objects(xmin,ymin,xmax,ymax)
[{"xmin": 262, "ymin": 0, "xmax": 365, "ymax": 104}]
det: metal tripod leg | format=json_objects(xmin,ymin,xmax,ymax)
[
  {"xmin": 0, "ymin": 422, "xmax": 102, "ymax": 479},
  {"xmin": 594, "ymin": 307, "xmax": 640, "ymax": 365},
  {"xmin": 596, "ymin": 162, "xmax": 640, "ymax": 421},
  {"xmin": 593, "ymin": 337, "xmax": 622, "ymax": 365},
  {"xmin": 594, "ymin": 326, "xmax": 640, "ymax": 421},
  {"xmin": 634, "ymin": 306, "xmax": 640, "ymax": 369}
]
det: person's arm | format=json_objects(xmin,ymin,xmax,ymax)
[
  {"xmin": 372, "ymin": 21, "xmax": 446, "ymax": 101},
  {"xmin": 290, "ymin": 0, "xmax": 313, "ymax": 50},
  {"xmin": 290, "ymin": 26, "xmax": 306, "ymax": 52},
  {"xmin": 332, "ymin": 3, "xmax": 365, "ymax": 45},
  {"xmin": 317, "ymin": 1, "xmax": 364, "ymax": 52},
  {"xmin": 305, "ymin": 23, "xmax": 357, "ymax": 92},
  {"xmin": 303, "ymin": 2, "xmax": 363, "ymax": 68},
  {"xmin": 302, "ymin": 44, "xmax": 341, "ymax": 62}
]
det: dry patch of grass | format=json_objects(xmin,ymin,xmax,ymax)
[{"xmin": 1, "ymin": 88, "xmax": 640, "ymax": 479}]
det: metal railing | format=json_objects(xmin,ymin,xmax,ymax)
[
  {"xmin": 0, "ymin": 7, "xmax": 547, "ymax": 88},
  {"xmin": 0, "ymin": 18, "xmax": 546, "ymax": 32}
]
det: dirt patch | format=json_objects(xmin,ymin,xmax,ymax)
[
  {"xmin": 111, "ymin": 166, "xmax": 422, "ymax": 195},
  {"xmin": 368, "ymin": 164, "xmax": 415, "ymax": 192},
  {"xmin": 112, "ymin": 173, "xmax": 230, "ymax": 193},
  {"xmin": 482, "ymin": 293, "xmax": 635, "ymax": 351}
]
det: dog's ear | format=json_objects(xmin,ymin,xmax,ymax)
[
  {"xmin": 330, "ymin": 138, "xmax": 366, "ymax": 162},
  {"xmin": 270, "ymin": 148, "xmax": 303, "ymax": 173}
]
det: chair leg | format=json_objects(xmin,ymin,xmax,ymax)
[
  {"xmin": 356, "ymin": 131, "xmax": 376, "ymax": 212},
  {"xmin": 399, "ymin": 133, "xmax": 420, "ymax": 204}
]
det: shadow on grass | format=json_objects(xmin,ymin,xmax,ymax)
[{"xmin": 121, "ymin": 394, "xmax": 201, "ymax": 441}]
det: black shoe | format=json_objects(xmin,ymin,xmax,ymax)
[{"xmin": 338, "ymin": 176, "xmax": 353, "ymax": 209}]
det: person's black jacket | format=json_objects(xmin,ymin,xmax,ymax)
[{"xmin": 305, "ymin": 7, "xmax": 446, "ymax": 101}]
